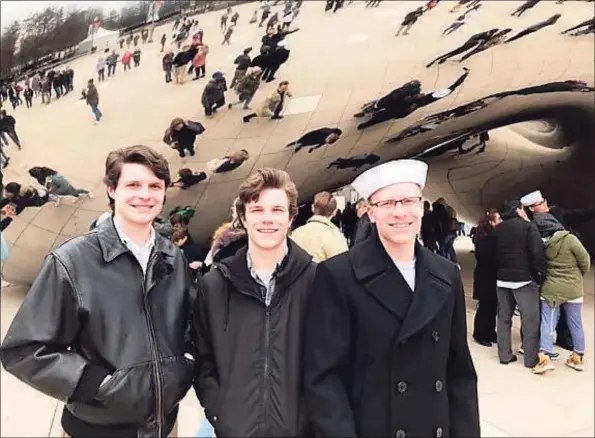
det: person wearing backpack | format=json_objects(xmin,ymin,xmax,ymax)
[{"xmin": 163, "ymin": 118, "xmax": 205, "ymax": 157}]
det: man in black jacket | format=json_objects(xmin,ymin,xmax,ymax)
[
  {"xmin": 305, "ymin": 159, "xmax": 479, "ymax": 438},
  {"xmin": 193, "ymin": 168, "xmax": 316, "ymax": 437},
  {"xmin": 0, "ymin": 145, "xmax": 196, "ymax": 437},
  {"xmin": 230, "ymin": 47, "xmax": 252, "ymax": 88},
  {"xmin": 490, "ymin": 199, "xmax": 546, "ymax": 368}
]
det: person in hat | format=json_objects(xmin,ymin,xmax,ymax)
[
  {"xmin": 304, "ymin": 159, "xmax": 479, "ymax": 438},
  {"xmin": 201, "ymin": 72, "xmax": 227, "ymax": 116},
  {"xmin": 520, "ymin": 190, "xmax": 595, "ymax": 352}
]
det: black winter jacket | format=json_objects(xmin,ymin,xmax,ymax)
[
  {"xmin": 490, "ymin": 216, "xmax": 546, "ymax": 284},
  {"xmin": 0, "ymin": 218, "xmax": 197, "ymax": 437},
  {"xmin": 193, "ymin": 240, "xmax": 316, "ymax": 437}
]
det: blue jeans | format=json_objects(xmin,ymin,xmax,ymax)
[
  {"xmin": 441, "ymin": 234, "xmax": 458, "ymax": 263},
  {"xmin": 90, "ymin": 103, "xmax": 102, "ymax": 121},
  {"xmin": 165, "ymin": 69, "xmax": 172, "ymax": 82},
  {"xmin": 196, "ymin": 419, "xmax": 214, "ymax": 437},
  {"xmin": 540, "ymin": 300, "xmax": 585, "ymax": 354}
]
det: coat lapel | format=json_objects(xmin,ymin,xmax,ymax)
[
  {"xmin": 395, "ymin": 246, "xmax": 452, "ymax": 344},
  {"xmin": 351, "ymin": 236, "xmax": 412, "ymax": 320}
]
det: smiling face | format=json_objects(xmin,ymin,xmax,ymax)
[
  {"xmin": 241, "ymin": 188, "xmax": 293, "ymax": 251},
  {"xmin": 368, "ymin": 182, "xmax": 423, "ymax": 246},
  {"xmin": 107, "ymin": 163, "xmax": 166, "ymax": 228}
]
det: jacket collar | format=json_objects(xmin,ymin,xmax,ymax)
[
  {"xmin": 307, "ymin": 215, "xmax": 337, "ymax": 229},
  {"xmin": 350, "ymin": 234, "xmax": 453, "ymax": 343},
  {"xmin": 97, "ymin": 216, "xmax": 177, "ymax": 264}
]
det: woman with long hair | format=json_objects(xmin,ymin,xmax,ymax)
[
  {"xmin": 163, "ymin": 117, "xmax": 205, "ymax": 157},
  {"xmin": 472, "ymin": 208, "xmax": 502, "ymax": 346},
  {"xmin": 28, "ymin": 166, "xmax": 93, "ymax": 206}
]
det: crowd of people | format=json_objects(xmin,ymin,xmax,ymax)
[{"xmin": 0, "ymin": 1, "xmax": 593, "ymax": 437}]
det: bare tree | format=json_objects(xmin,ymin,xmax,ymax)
[{"xmin": 0, "ymin": 21, "xmax": 20, "ymax": 77}]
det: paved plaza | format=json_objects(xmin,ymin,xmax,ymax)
[{"xmin": 1, "ymin": 0, "xmax": 594, "ymax": 436}]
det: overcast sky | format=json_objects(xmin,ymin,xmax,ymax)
[{"xmin": 1, "ymin": 1, "xmax": 131, "ymax": 31}]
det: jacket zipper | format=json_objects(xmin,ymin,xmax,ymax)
[
  {"xmin": 140, "ymin": 254, "xmax": 164, "ymax": 437},
  {"xmin": 261, "ymin": 298, "xmax": 272, "ymax": 435}
]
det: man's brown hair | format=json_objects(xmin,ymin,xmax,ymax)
[
  {"xmin": 235, "ymin": 168, "xmax": 298, "ymax": 222},
  {"xmin": 312, "ymin": 191, "xmax": 337, "ymax": 217},
  {"xmin": 103, "ymin": 145, "xmax": 171, "ymax": 209},
  {"xmin": 172, "ymin": 227, "xmax": 189, "ymax": 243}
]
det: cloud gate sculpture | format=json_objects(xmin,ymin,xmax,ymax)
[{"xmin": 1, "ymin": 0, "xmax": 594, "ymax": 285}]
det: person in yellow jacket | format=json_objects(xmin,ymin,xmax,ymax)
[
  {"xmin": 291, "ymin": 191, "xmax": 348, "ymax": 262},
  {"xmin": 243, "ymin": 81, "xmax": 291, "ymax": 123}
]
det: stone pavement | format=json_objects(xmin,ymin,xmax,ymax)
[{"xmin": 2, "ymin": 238, "xmax": 593, "ymax": 437}]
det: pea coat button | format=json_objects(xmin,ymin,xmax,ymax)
[
  {"xmin": 432, "ymin": 330, "xmax": 439, "ymax": 342},
  {"xmin": 397, "ymin": 381, "xmax": 407, "ymax": 393},
  {"xmin": 435, "ymin": 380, "xmax": 443, "ymax": 392},
  {"xmin": 436, "ymin": 426, "xmax": 443, "ymax": 438},
  {"xmin": 396, "ymin": 430, "xmax": 406, "ymax": 438}
]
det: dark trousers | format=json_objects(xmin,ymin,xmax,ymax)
[
  {"xmin": 176, "ymin": 143, "xmax": 195, "ymax": 157},
  {"xmin": 194, "ymin": 65, "xmax": 206, "ymax": 78},
  {"xmin": 428, "ymin": 41, "xmax": 477, "ymax": 66},
  {"xmin": 473, "ymin": 299, "xmax": 498, "ymax": 343},
  {"xmin": 25, "ymin": 98, "xmax": 32, "ymax": 108},
  {"xmin": 357, "ymin": 109, "xmax": 392, "ymax": 130},
  {"xmin": 262, "ymin": 64, "xmax": 280, "ymax": 82},
  {"xmin": 107, "ymin": 64, "xmax": 116, "ymax": 76},
  {"xmin": 506, "ymin": 23, "xmax": 551, "ymax": 43},
  {"xmin": 497, "ymin": 283, "xmax": 540, "ymax": 367}
]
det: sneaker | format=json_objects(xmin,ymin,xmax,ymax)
[
  {"xmin": 546, "ymin": 352, "xmax": 560, "ymax": 361},
  {"xmin": 518, "ymin": 346, "xmax": 524, "ymax": 355},
  {"xmin": 87, "ymin": 192, "xmax": 94, "ymax": 199},
  {"xmin": 53, "ymin": 197, "xmax": 61, "ymax": 207},
  {"xmin": 532, "ymin": 352, "xmax": 555, "ymax": 374},
  {"xmin": 566, "ymin": 352, "xmax": 584, "ymax": 371}
]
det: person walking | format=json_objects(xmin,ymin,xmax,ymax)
[
  {"xmin": 0, "ymin": 110, "xmax": 22, "ymax": 149},
  {"xmin": 132, "ymin": 48, "xmax": 142, "ymax": 67},
  {"xmin": 192, "ymin": 168, "xmax": 317, "ymax": 437},
  {"xmin": 230, "ymin": 47, "xmax": 252, "ymax": 88},
  {"xmin": 426, "ymin": 29, "xmax": 498, "ymax": 66},
  {"xmin": 96, "ymin": 57, "xmax": 106, "ymax": 82},
  {"xmin": 304, "ymin": 159, "xmax": 479, "ymax": 438},
  {"xmin": 23, "ymin": 86, "xmax": 33, "ymax": 108},
  {"xmin": 106, "ymin": 51, "xmax": 118, "ymax": 77},
  {"xmin": 505, "ymin": 14, "xmax": 561, "ymax": 44},
  {"xmin": 228, "ymin": 67, "xmax": 261, "ymax": 110},
  {"xmin": 191, "ymin": 45, "xmax": 208, "ymax": 80},
  {"xmin": 0, "ymin": 145, "xmax": 196, "ymax": 438},
  {"xmin": 221, "ymin": 23, "xmax": 235, "ymax": 45},
  {"xmin": 489, "ymin": 200, "xmax": 546, "ymax": 368},
  {"xmin": 396, "ymin": 7, "xmax": 424, "ymax": 36},
  {"xmin": 163, "ymin": 118, "xmax": 205, "ymax": 157},
  {"xmin": 85, "ymin": 79, "xmax": 102, "ymax": 123},
  {"xmin": 243, "ymin": 81, "xmax": 291, "ymax": 123}
]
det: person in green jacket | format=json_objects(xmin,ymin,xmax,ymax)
[{"xmin": 533, "ymin": 228, "xmax": 591, "ymax": 375}]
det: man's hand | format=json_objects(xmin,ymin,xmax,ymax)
[{"xmin": 189, "ymin": 261, "xmax": 203, "ymax": 270}]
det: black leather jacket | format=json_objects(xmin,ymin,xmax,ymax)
[{"xmin": 0, "ymin": 218, "xmax": 197, "ymax": 437}]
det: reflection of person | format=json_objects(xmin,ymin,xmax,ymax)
[
  {"xmin": 395, "ymin": 7, "xmax": 424, "ymax": 36},
  {"xmin": 229, "ymin": 67, "xmax": 261, "ymax": 110},
  {"xmin": 0, "ymin": 145, "xmax": 196, "ymax": 438},
  {"xmin": 209, "ymin": 149, "xmax": 250, "ymax": 173},
  {"xmin": 243, "ymin": 81, "xmax": 292, "ymax": 123},
  {"xmin": 458, "ymin": 29, "xmax": 511, "ymax": 61},
  {"xmin": 286, "ymin": 128, "xmax": 343, "ymax": 153},
  {"xmin": 327, "ymin": 153, "xmax": 380, "ymax": 170},
  {"xmin": 202, "ymin": 71, "xmax": 227, "ymax": 116},
  {"xmin": 305, "ymin": 159, "xmax": 480, "ymax": 438},
  {"xmin": 28, "ymin": 166, "xmax": 93, "ymax": 205},
  {"xmin": 427, "ymin": 29, "xmax": 498, "ymax": 67},
  {"xmin": 358, "ymin": 68, "xmax": 470, "ymax": 130},
  {"xmin": 170, "ymin": 168, "xmax": 207, "ymax": 190},
  {"xmin": 488, "ymin": 80, "xmax": 593, "ymax": 100},
  {"xmin": 505, "ymin": 14, "xmax": 561, "ymax": 44},
  {"xmin": 443, "ymin": 14, "xmax": 466, "ymax": 35},
  {"xmin": 511, "ymin": 0, "xmax": 541, "ymax": 17},
  {"xmin": 163, "ymin": 118, "xmax": 205, "ymax": 157},
  {"xmin": 561, "ymin": 18, "xmax": 595, "ymax": 35},
  {"xmin": 172, "ymin": 227, "xmax": 205, "ymax": 276}
]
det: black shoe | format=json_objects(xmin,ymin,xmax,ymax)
[
  {"xmin": 243, "ymin": 116, "xmax": 250, "ymax": 123},
  {"xmin": 228, "ymin": 103, "xmax": 233, "ymax": 109},
  {"xmin": 474, "ymin": 338, "xmax": 492, "ymax": 347},
  {"xmin": 2, "ymin": 158, "xmax": 9, "ymax": 168},
  {"xmin": 500, "ymin": 355, "xmax": 518, "ymax": 365},
  {"xmin": 271, "ymin": 115, "xmax": 284, "ymax": 120}
]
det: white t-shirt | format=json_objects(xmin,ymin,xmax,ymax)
[{"xmin": 394, "ymin": 259, "xmax": 416, "ymax": 292}]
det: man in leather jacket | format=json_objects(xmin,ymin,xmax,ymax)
[{"xmin": 0, "ymin": 145, "xmax": 197, "ymax": 438}]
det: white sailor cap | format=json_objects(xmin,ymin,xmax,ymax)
[
  {"xmin": 351, "ymin": 159, "xmax": 428, "ymax": 200},
  {"xmin": 520, "ymin": 190, "xmax": 544, "ymax": 207}
]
